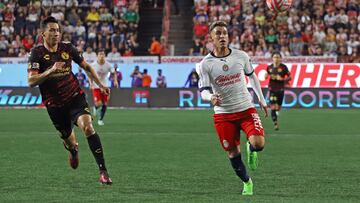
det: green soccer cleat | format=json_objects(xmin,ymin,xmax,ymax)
[
  {"xmin": 247, "ymin": 142, "xmax": 258, "ymax": 171},
  {"xmin": 242, "ymin": 178, "xmax": 253, "ymax": 195}
]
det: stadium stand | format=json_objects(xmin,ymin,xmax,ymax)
[
  {"xmin": 191, "ymin": 0, "xmax": 360, "ymax": 62},
  {"xmin": 0, "ymin": 0, "xmax": 359, "ymax": 62}
]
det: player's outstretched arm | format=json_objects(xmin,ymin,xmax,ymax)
[
  {"xmin": 80, "ymin": 61, "xmax": 110, "ymax": 95},
  {"xmin": 248, "ymin": 73, "xmax": 268, "ymax": 117},
  {"xmin": 28, "ymin": 62, "xmax": 65, "ymax": 87}
]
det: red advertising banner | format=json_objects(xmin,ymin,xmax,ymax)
[{"xmin": 253, "ymin": 63, "xmax": 360, "ymax": 88}]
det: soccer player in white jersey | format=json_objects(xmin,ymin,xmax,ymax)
[
  {"xmin": 90, "ymin": 49, "xmax": 118, "ymax": 125},
  {"xmin": 197, "ymin": 21, "xmax": 268, "ymax": 195}
]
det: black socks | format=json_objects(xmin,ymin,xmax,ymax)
[
  {"xmin": 229, "ymin": 154, "xmax": 250, "ymax": 182},
  {"xmin": 87, "ymin": 132, "xmax": 107, "ymax": 171},
  {"xmin": 271, "ymin": 110, "xmax": 277, "ymax": 123},
  {"xmin": 100, "ymin": 105, "xmax": 107, "ymax": 120}
]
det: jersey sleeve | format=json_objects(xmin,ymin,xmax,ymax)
[
  {"xmin": 283, "ymin": 64, "xmax": 290, "ymax": 76},
  {"xmin": 69, "ymin": 44, "xmax": 84, "ymax": 65},
  {"xmin": 266, "ymin": 65, "xmax": 271, "ymax": 74},
  {"xmin": 243, "ymin": 53, "xmax": 254, "ymax": 76},
  {"xmin": 196, "ymin": 60, "xmax": 211, "ymax": 91},
  {"xmin": 27, "ymin": 48, "xmax": 40, "ymax": 73}
]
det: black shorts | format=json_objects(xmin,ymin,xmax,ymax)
[
  {"xmin": 46, "ymin": 93, "xmax": 91, "ymax": 138},
  {"xmin": 269, "ymin": 91, "xmax": 284, "ymax": 106}
]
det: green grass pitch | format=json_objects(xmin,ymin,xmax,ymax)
[{"xmin": 1, "ymin": 108, "xmax": 359, "ymax": 202}]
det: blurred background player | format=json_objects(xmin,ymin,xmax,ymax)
[
  {"xmin": 90, "ymin": 49, "xmax": 118, "ymax": 126},
  {"xmin": 197, "ymin": 21, "xmax": 268, "ymax": 196},
  {"xmin": 265, "ymin": 52, "xmax": 291, "ymax": 130},
  {"xmin": 27, "ymin": 17, "xmax": 112, "ymax": 184}
]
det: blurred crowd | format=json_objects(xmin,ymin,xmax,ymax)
[
  {"xmin": 191, "ymin": 0, "xmax": 360, "ymax": 62},
  {"xmin": 1, "ymin": 0, "xmax": 359, "ymax": 62},
  {"xmin": 0, "ymin": 0, "xmax": 140, "ymax": 58}
]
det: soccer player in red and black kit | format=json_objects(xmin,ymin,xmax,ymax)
[
  {"xmin": 27, "ymin": 17, "xmax": 112, "ymax": 184},
  {"xmin": 265, "ymin": 52, "xmax": 291, "ymax": 131}
]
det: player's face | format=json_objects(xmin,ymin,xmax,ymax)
[
  {"xmin": 43, "ymin": 23, "xmax": 60, "ymax": 46},
  {"xmin": 210, "ymin": 26, "xmax": 229, "ymax": 49},
  {"xmin": 98, "ymin": 52, "xmax": 106, "ymax": 63},
  {"xmin": 272, "ymin": 54, "xmax": 281, "ymax": 64}
]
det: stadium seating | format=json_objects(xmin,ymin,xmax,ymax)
[
  {"xmin": 0, "ymin": 0, "xmax": 359, "ymax": 62},
  {"xmin": 192, "ymin": 0, "xmax": 360, "ymax": 62}
]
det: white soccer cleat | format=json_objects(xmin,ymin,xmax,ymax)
[{"xmin": 98, "ymin": 120, "xmax": 104, "ymax": 126}]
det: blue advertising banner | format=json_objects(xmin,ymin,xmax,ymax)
[{"xmin": 0, "ymin": 87, "xmax": 359, "ymax": 109}]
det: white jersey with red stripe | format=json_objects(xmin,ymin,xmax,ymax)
[
  {"xmin": 196, "ymin": 49, "xmax": 255, "ymax": 114},
  {"xmin": 91, "ymin": 61, "xmax": 113, "ymax": 88}
]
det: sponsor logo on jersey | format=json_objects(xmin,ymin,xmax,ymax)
[
  {"xmin": 222, "ymin": 140, "xmax": 229, "ymax": 148},
  {"xmin": 215, "ymin": 73, "xmax": 241, "ymax": 86},
  {"xmin": 61, "ymin": 52, "xmax": 69, "ymax": 60},
  {"xmin": 222, "ymin": 64, "xmax": 229, "ymax": 71}
]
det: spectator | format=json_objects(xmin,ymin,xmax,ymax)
[
  {"xmin": 184, "ymin": 68, "xmax": 199, "ymax": 88},
  {"xmin": 189, "ymin": 38, "xmax": 203, "ymax": 56},
  {"xmin": 124, "ymin": 7, "xmax": 140, "ymax": 24},
  {"xmin": 156, "ymin": 69, "xmax": 167, "ymax": 88},
  {"xmin": 109, "ymin": 64, "xmax": 122, "ymax": 88},
  {"xmin": 21, "ymin": 35, "xmax": 34, "ymax": 52},
  {"xmin": 159, "ymin": 36, "xmax": 168, "ymax": 56},
  {"xmin": 86, "ymin": 7, "xmax": 100, "ymax": 24},
  {"xmin": 107, "ymin": 47, "xmax": 121, "ymax": 60},
  {"xmin": 130, "ymin": 65, "xmax": 143, "ymax": 88},
  {"xmin": 142, "ymin": 69, "xmax": 152, "ymax": 88},
  {"xmin": 148, "ymin": 36, "xmax": 161, "ymax": 56},
  {"xmin": 82, "ymin": 47, "xmax": 97, "ymax": 62}
]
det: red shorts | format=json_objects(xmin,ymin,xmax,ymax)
[
  {"xmin": 213, "ymin": 108, "xmax": 265, "ymax": 151},
  {"xmin": 92, "ymin": 89, "xmax": 109, "ymax": 104}
]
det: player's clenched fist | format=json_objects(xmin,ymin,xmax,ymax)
[{"xmin": 211, "ymin": 94, "xmax": 221, "ymax": 106}]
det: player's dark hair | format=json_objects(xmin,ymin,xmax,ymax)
[
  {"xmin": 209, "ymin": 21, "xmax": 228, "ymax": 32},
  {"xmin": 41, "ymin": 16, "xmax": 59, "ymax": 30},
  {"xmin": 271, "ymin": 51, "xmax": 282, "ymax": 58}
]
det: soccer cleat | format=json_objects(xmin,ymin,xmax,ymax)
[
  {"xmin": 63, "ymin": 142, "xmax": 79, "ymax": 169},
  {"xmin": 99, "ymin": 170, "xmax": 113, "ymax": 185},
  {"xmin": 98, "ymin": 120, "xmax": 104, "ymax": 126},
  {"xmin": 274, "ymin": 124, "xmax": 279, "ymax": 131},
  {"xmin": 242, "ymin": 178, "xmax": 253, "ymax": 195},
  {"xmin": 246, "ymin": 142, "xmax": 258, "ymax": 171}
]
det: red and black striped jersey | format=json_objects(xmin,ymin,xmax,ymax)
[
  {"xmin": 266, "ymin": 63, "xmax": 291, "ymax": 92},
  {"xmin": 28, "ymin": 42, "xmax": 84, "ymax": 107}
]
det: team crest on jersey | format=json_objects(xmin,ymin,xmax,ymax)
[
  {"xmin": 31, "ymin": 62, "xmax": 40, "ymax": 69},
  {"xmin": 61, "ymin": 52, "xmax": 69, "ymax": 60},
  {"xmin": 222, "ymin": 64, "xmax": 229, "ymax": 71},
  {"xmin": 43, "ymin": 54, "xmax": 50, "ymax": 60}
]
